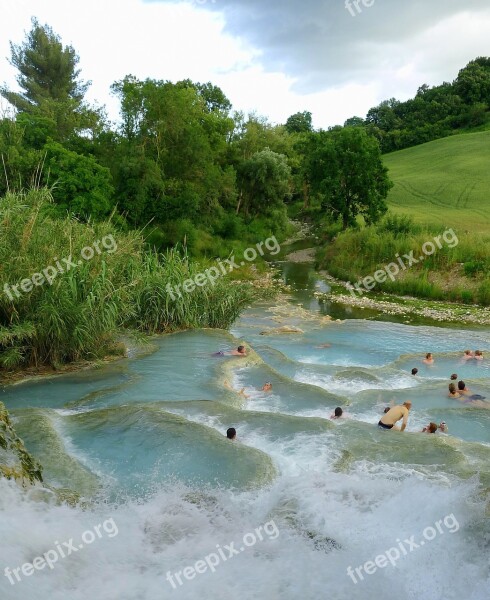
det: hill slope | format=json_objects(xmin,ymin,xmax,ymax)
[{"xmin": 383, "ymin": 131, "xmax": 490, "ymax": 231}]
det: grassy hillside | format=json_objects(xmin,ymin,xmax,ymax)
[{"xmin": 383, "ymin": 131, "xmax": 490, "ymax": 232}]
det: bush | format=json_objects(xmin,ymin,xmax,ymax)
[{"xmin": 378, "ymin": 214, "xmax": 418, "ymax": 236}]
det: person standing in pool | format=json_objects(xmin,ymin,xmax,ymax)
[
  {"xmin": 378, "ymin": 401, "xmax": 412, "ymax": 431},
  {"xmin": 423, "ymin": 353, "xmax": 434, "ymax": 365}
]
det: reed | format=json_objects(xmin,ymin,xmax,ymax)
[{"xmin": 0, "ymin": 190, "xmax": 259, "ymax": 369}]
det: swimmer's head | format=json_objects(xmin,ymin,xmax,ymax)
[
  {"xmin": 226, "ymin": 427, "xmax": 237, "ymax": 440},
  {"xmin": 411, "ymin": 368, "xmax": 418, "ymax": 375},
  {"xmin": 428, "ymin": 422, "xmax": 438, "ymax": 434},
  {"xmin": 425, "ymin": 353, "xmax": 432, "ymax": 359},
  {"xmin": 475, "ymin": 350, "xmax": 483, "ymax": 357},
  {"xmin": 449, "ymin": 383, "xmax": 457, "ymax": 393},
  {"xmin": 450, "ymin": 373, "xmax": 458, "ymax": 380},
  {"xmin": 403, "ymin": 401, "xmax": 412, "ymax": 410},
  {"xmin": 237, "ymin": 345, "xmax": 245, "ymax": 354},
  {"xmin": 457, "ymin": 380, "xmax": 466, "ymax": 391},
  {"xmin": 262, "ymin": 382, "xmax": 272, "ymax": 391},
  {"xmin": 464, "ymin": 350, "xmax": 472, "ymax": 356},
  {"xmin": 334, "ymin": 407, "xmax": 343, "ymax": 418}
]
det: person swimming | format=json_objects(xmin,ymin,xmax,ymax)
[
  {"xmin": 474, "ymin": 350, "xmax": 484, "ymax": 361},
  {"xmin": 224, "ymin": 380, "xmax": 249, "ymax": 398},
  {"xmin": 261, "ymin": 382, "xmax": 273, "ymax": 392},
  {"xmin": 230, "ymin": 345, "xmax": 247, "ymax": 356},
  {"xmin": 226, "ymin": 427, "xmax": 237, "ymax": 440},
  {"xmin": 439, "ymin": 421, "xmax": 448, "ymax": 433},
  {"xmin": 422, "ymin": 422, "xmax": 438, "ymax": 434},
  {"xmin": 331, "ymin": 407, "xmax": 343, "ymax": 419},
  {"xmin": 448, "ymin": 383, "xmax": 461, "ymax": 398},
  {"xmin": 411, "ymin": 368, "xmax": 419, "ymax": 376},
  {"xmin": 457, "ymin": 380, "xmax": 470, "ymax": 395},
  {"xmin": 423, "ymin": 353, "xmax": 434, "ymax": 365},
  {"xmin": 450, "ymin": 373, "xmax": 458, "ymax": 381},
  {"xmin": 378, "ymin": 401, "xmax": 412, "ymax": 431},
  {"xmin": 462, "ymin": 350, "xmax": 474, "ymax": 361},
  {"xmin": 214, "ymin": 345, "xmax": 247, "ymax": 357}
]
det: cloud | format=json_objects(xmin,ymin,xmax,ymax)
[{"xmin": 147, "ymin": 0, "xmax": 490, "ymax": 92}]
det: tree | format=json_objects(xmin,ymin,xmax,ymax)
[
  {"xmin": 308, "ymin": 127, "xmax": 392, "ymax": 229},
  {"xmin": 0, "ymin": 18, "xmax": 94, "ymax": 141},
  {"xmin": 455, "ymin": 58, "xmax": 490, "ymax": 105},
  {"xmin": 285, "ymin": 111, "xmax": 313, "ymax": 134},
  {"xmin": 43, "ymin": 141, "xmax": 114, "ymax": 219},
  {"xmin": 237, "ymin": 148, "xmax": 291, "ymax": 217},
  {"xmin": 344, "ymin": 116, "xmax": 365, "ymax": 128}
]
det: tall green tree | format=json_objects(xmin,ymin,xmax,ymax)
[
  {"xmin": 0, "ymin": 18, "xmax": 95, "ymax": 141},
  {"xmin": 308, "ymin": 127, "xmax": 392, "ymax": 229},
  {"xmin": 285, "ymin": 111, "xmax": 312, "ymax": 134},
  {"xmin": 237, "ymin": 148, "xmax": 291, "ymax": 217}
]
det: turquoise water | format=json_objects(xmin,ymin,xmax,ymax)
[{"xmin": 1, "ymin": 257, "xmax": 489, "ymax": 600}]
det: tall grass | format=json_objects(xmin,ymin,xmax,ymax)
[
  {"xmin": 0, "ymin": 189, "xmax": 258, "ymax": 369},
  {"xmin": 319, "ymin": 215, "xmax": 490, "ymax": 305}
]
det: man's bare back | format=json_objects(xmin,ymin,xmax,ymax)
[{"xmin": 378, "ymin": 402, "xmax": 412, "ymax": 431}]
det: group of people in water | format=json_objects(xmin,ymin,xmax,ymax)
[{"xmin": 218, "ymin": 346, "xmax": 487, "ymax": 440}]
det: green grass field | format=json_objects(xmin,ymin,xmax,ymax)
[{"xmin": 383, "ymin": 131, "xmax": 490, "ymax": 232}]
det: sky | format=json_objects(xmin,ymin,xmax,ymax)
[{"xmin": 1, "ymin": 0, "xmax": 490, "ymax": 129}]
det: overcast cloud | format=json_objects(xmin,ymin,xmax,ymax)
[{"xmin": 1, "ymin": 0, "xmax": 490, "ymax": 128}]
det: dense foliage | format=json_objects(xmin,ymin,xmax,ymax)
[{"xmin": 346, "ymin": 58, "xmax": 490, "ymax": 153}]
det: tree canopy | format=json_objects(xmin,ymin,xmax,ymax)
[{"xmin": 308, "ymin": 127, "xmax": 392, "ymax": 229}]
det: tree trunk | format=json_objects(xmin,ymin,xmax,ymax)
[{"xmin": 236, "ymin": 190, "xmax": 243, "ymax": 215}]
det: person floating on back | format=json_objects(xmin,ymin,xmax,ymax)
[
  {"xmin": 226, "ymin": 427, "xmax": 237, "ymax": 440},
  {"xmin": 230, "ymin": 345, "xmax": 247, "ymax": 356},
  {"xmin": 214, "ymin": 345, "xmax": 247, "ymax": 357},
  {"xmin": 378, "ymin": 401, "xmax": 412, "ymax": 431}
]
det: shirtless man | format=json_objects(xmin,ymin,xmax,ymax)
[{"xmin": 378, "ymin": 401, "xmax": 412, "ymax": 431}]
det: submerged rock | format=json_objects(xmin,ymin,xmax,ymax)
[{"xmin": 260, "ymin": 325, "xmax": 305, "ymax": 335}]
